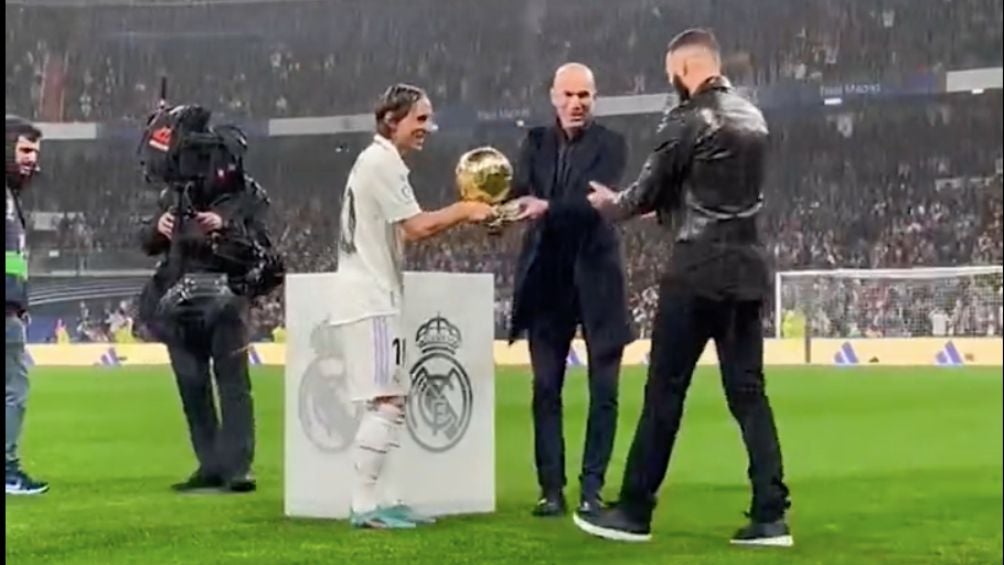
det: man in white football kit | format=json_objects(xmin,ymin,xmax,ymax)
[{"xmin": 335, "ymin": 84, "xmax": 494, "ymax": 529}]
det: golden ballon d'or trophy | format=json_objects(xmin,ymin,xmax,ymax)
[{"xmin": 455, "ymin": 146, "xmax": 523, "ymax": 234}]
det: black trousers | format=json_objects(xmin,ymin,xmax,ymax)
[
  {"xmin": 529, "ymin": 312, "xmax": 622, "ymax": 498},
  {"xmin": 619, "ymin": 291, "xmax": 790, "ymax": 524},
  {"xmin": 165, "ymin": 309, "xmax": 255, "ymax": 481}
]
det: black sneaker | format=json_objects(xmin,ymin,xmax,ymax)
[
  {"xmin": 5, "ymin": 469, "xmax": 49, "ymax": 496},
  {"xmin": 572, "ymin": 505, "xmax": 652, "ymax": 542},
  {"xmin": 171, "ymin": 472, "xmax": 224, "ymax": 493},
  {"xmin": 730, "ymin": 518, "xmax": 794, "ymax": 547},
  {"xmin": 531, "ymin": 492, "xmax": 567, "ymax": 517},
  {"xmin": 224, "ymin": 473, "xmax": 257, "ymax": 493}
]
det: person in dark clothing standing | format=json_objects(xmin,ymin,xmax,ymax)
[
  {"xmin": 572, "ymin": 30, "xmax": 792, "ymax": 546},
  {"xmin": 511, "ymin": 63, "xmax": 632, "ymax": 517},
  {"xmin": 137, "ymin": 142, "xmax": 278, "ymax": 494},
  {"xmin": 5, "ymin": 115, "xmax": 48, "ymax": 496}
]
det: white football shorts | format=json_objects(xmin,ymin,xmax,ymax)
[{"xmin": 334, "ymin": 314, "xmax": 409, "ymax": 402}]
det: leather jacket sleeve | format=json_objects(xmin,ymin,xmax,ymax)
[{"xmin": 612, "ymin": 108, "xmax": 695, "ymax": 221}]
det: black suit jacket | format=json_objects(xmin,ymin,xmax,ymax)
[{"xmin": 508, "ymin": 122, "xmax": 633, "ymax": 353}]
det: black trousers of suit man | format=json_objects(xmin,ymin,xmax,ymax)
[{"xmin": 528, "ymin": 285, "xmax": 624, "ymax": 505}]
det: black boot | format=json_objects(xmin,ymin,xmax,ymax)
[
  {"xmin": 531, "ymin": 491, "xmax": 567, "ymax": 517},
  {"xmin": 577, "ymin": 492, "xmax": 604, "ymax": 516},
  {"xmin": 224, "ymin": 472, "xmax": 257, "ymax": 493},
  {"xmin": 171, "ymin": 471, "xmax": 224, "ymax": 493}
]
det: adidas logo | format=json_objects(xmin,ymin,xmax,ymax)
[
  {"xmin": 935, "ymin": 341, "xmax": 964, "ymax": 366},
  {"xmin": 833, "ymin": 342, "xmax": 859, "ymax": 366},
  {"xmin": 566, "ymin": 346, "xmax": 585, "ymax": 368},
  {"xmin": 248, "ymin": 346, "xmax": 262, "ymax": 366},
  {"xmin": 95, "ymin": 347, "xmax": 122, "ymax": 367}
]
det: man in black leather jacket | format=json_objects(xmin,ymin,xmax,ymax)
[
  {"xmin": 573, "ymin": 29, "xmax": 792, "ymax": 546},
  {"xmin": 137, "ymin": 169, "xmax": 274, "ymax": 494}
]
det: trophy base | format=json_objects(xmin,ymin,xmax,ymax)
[{"xmin": 486, "ymin": 200, "xmax": 523, "ymax": 234}]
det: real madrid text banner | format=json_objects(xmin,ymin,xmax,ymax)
[{"xmin": 284, "ymin": 272, "xmax": 495, "ymax": 519}]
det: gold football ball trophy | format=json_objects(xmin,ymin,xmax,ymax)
[{"xmin": 455, "ymin": 146, "xmax": 522, "ymax": 232}]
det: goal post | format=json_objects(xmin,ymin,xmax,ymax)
[{"xmin": 774, "ymin": 266, "xmax": 1004, "ymax": 341}]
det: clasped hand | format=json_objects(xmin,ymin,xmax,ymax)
[
  {"xmin": 504, "ymin": 181, "xmax": 617, "ymax": 222},
  {"xmin": 156, "ymin": 211, "xmax": 224, "ymax": 240}
]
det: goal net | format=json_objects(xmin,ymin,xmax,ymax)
[{"xmin": 774, "ymin": 266, "xmax": 1004, "ymax": 338}]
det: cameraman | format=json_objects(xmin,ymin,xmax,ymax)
[{"xmin": 137, "ymin": 125, "xmax": 279, "ymax": 494}]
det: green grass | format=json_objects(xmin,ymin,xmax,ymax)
[{"xmin": 5, "ymin": 366, "xmax": 1003, "ymax": 564}]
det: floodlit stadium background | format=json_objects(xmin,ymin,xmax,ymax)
[{"xmin": 5, "ymin": 1, "xmax": 1002, "ymax": 563}]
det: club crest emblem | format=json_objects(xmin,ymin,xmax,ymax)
[
  {"xmin": 406, "ymin": 315, "xmax": 473, "ymax": 452},
  {"xmin": 298, "ymin": 320, "xmax": 361, "ymax": 453}
]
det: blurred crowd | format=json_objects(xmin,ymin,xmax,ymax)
[
  {"xmin": 780, "ymin": 274, "xmax": 1003, "ymax": 339},
  {"xmin": 7, "ymin": 0, "xmax": 1002, "ymax": 341},
  {"xmin": 6, "ymin": 0, "xmax": 1003, "ymax": 121},
  {"xmin": 20, "ymin": 92, "xmax": 1003, "ymax": 340}
]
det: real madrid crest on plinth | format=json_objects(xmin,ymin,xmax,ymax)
[
  {"xmin": 407, "ymin": 315, "xmax": 473, "ymax": 452},
  {"xmin": 297, "ymin": 320, "xmax": 361, "ymax": 454},
  {"xmin": 285, "ymin": 271, "xmax": 495, "ymax": 519}
]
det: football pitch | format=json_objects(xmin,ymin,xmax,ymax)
[{"xmin": 5, "ymin": 365, "xmax": 1003, "ymax": 565}]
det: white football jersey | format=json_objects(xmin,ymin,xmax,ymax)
[{"xmin": 335, "ymin": 135, "xmax": 422, "ymax": 321}]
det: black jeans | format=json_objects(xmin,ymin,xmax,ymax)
[
  {"xmin": 619, "ymin": 291, "xmax": 790, "ymax": 524},
  {"xmin": 166, "ymin": 307, "xmax": 255, "ymax": 481},
  {"xmin": 529, "ymin": 313, "xmax": 622, "ymax": 499}
]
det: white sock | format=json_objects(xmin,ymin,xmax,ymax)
[
  {"xmin": 351, "ymin": 402, "xmax": 402, "ymax": 514},
  {"xmin": 379, "ymin": 408, "xmax": 407, "ymax": 507}
]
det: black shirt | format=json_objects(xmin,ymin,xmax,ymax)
[{"xmin": 552, "ymin": 122, "xmax": 588, "ymax": 203}]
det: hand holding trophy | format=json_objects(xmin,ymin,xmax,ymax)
[{"xmin": 455, "ymin": 147, "xmax": 523, "ymax": 234}]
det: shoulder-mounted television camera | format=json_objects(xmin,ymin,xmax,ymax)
[
  {"xmin": 138, "ymin": 105, "xmax": 247, "ymax": 186},
  {"xmin": 137, "ymin": 78, "xmax": 247, "ymax": 186}
]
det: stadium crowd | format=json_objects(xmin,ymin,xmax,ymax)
[
  {"xmin": 6, "ymin": 0, "xmax": 1003, "ymax": 121},
  {"xmin": 6, "ymin": 0, "xmax": 1002, "ymax": 341},
  {"xmin": 22, "ymin": 92, "xmax": 1003, "ymax": 341}
]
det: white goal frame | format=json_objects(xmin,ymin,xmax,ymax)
[{"xmin": 774, "ymin": 266, "xmax": 1004, "ymax": 338}]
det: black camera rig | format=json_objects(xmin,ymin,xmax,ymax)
[{"xmin": 137, "ymin": 78, "xmax": 283, "ymax": 300}]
